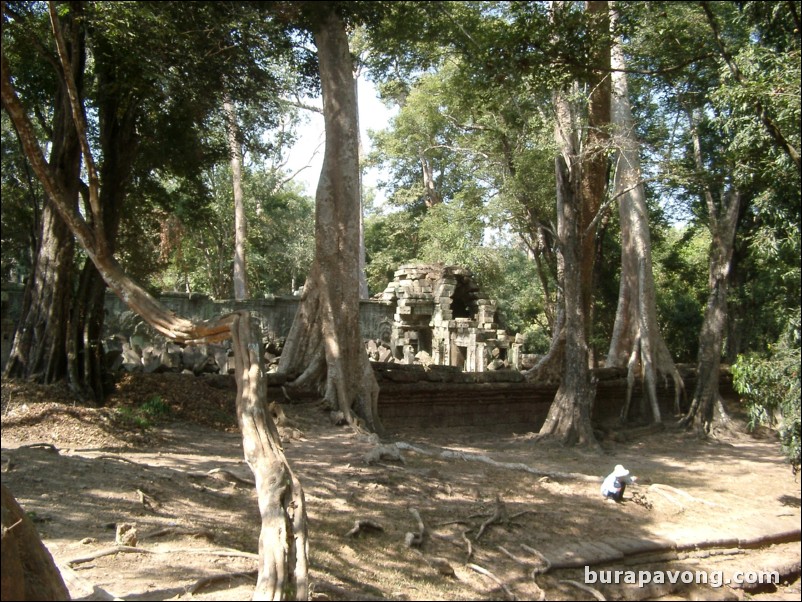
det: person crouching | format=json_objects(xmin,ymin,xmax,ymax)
[{"xmin": 601, "ymin": 464, "xmax": 637, "ymax": 502}]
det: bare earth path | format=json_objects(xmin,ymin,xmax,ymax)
[{"xmin": 1, "ymin": 374, "xmax": 800, "ymax": 601}]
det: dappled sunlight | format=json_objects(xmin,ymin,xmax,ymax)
[{"xmin": 2, "ymin": 376, "xmax": 799, "ymax": 600}]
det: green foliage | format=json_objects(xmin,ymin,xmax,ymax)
[
  {"xmin": 112, "ymin": 395, "xmax": 172, "ymax": 430},
  {"xmin": 652, "ymin": 226, "xmax": 710, "ymax": 362},
  {"xmin": 732, "ymin": 311, "xmax": 801, "ymax": 474}
]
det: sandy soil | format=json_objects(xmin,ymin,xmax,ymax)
[{"xmin": 1, "ymin": 373, "xmax": 800, "ymax": 601}]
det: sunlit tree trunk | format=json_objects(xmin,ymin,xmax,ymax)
[
  {"xmin": 278, "ymin": 7, "xmax": 382, "ymax": 434},
  {"xmin": 606, "ymin": 3, "xmax": 684, "ymax": 423},
  {"xmin": 225, "ymin": 96, "xmax": 249, "ymax": 301},
  {"xmin": 534, "ymin": 74, "xmax": 598, "ymax": 448}
]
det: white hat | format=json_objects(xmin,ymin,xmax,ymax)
[{"xmin": 613, "ymin": 464, "xmax": 630, "ymax": 478}]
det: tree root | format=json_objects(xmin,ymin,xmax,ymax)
[
  {"xmin": 468, "ymin": 562, "xmax": 517, "ymax": 600},
  {"xmin": 649, "ymin": 484, "xmax": 720, "ymax": 507},
  {"xmin": 141, "ymin": 526, "xmax": 215, "ymax": 541},
  {"xmin": 405, "ymin": 508, "xmax": 426, "ymax": 547},
  {"xmin": 394, "ymin": 441, "xmax": 599, "ymax": 482},
  {"xmin": 345, "ymin": 519, "xmax": 384, "ymax": 538},
  {"xmin": 67, "ymin": 545, "xmax": 258, "ymax": 567},
  {"xmin": 185, "ymin": 569, "xmax": 257, "ymax": 594},
  {"xmin": 17, "ymin": 442, "xmax": 60, "ymax": 453},
  {"xmin": 187, "ymin": 467, "xmax": 256, "ymax": 487},
  {"xmin": 476, "ymin": 496, "xmax": 507, "ymax": 541},
  {"xmin": 498, "ymin": 545, "xmax": 547, "ymax": 601},
  {"xmin": 561, "ymin": 578, "xmax": 606, "ymax": 601}
]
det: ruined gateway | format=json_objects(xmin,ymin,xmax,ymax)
[{"xmin": 379, "ymin": 263, "xmax": 523, "ymax": 372}]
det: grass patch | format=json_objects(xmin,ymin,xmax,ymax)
[{"xmin": 112, "ymin": 395, "xmax": 172, "ymax": 430}]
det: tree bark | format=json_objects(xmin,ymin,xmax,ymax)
[
  {"xmin": 605, "ymin": 4, "xmax": 684, "ymax": 423},
  {"xmin": 1, "ymin": 484, "xmax": 71, "ymax": 601},
  {"xmin": 579, "ymin": 0, "xmax": 611, "ymax": 363},
  {"xmin": 225, "ymin": 96, "xmax": 249, "ymax": 301},
  {"xmin": 3, "ymin": 6, "xmax": 82, "ymax": 391},
  {"xmin": 536, "ymin": 151, "xmax": 598, "ymax": 447},
  {"xmin": 278, "ymin": 7, "xmax": 382, "ymax": 434},
  {"xmin": 680, "ymin": 109, "xmax": 741, "ymax": 434}
]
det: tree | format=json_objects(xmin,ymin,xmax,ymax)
[
  {"xmin": 3, "ymin": 2, "xmax": 82, "ymax": 396},
  {"xmin": 2, "ymin": 4, "xmax": 308, "ymax": 598},
  {"xmin": 606, "ymin": 2, "xmax": 684, "ymax": 424},
  {"xmin": 677, "ymin": 105, "xmax": 742, "ymax": 434},
  {"xmin": 531, "ymin": 1, "xmax": 610, "ymax": 447},
  {"xmin": 225, "ymin": 96, "xmax": 249, "ymax": 300},
  {"xmin": 278, "ymin": 4, "xmax": 382, "ymax": 434}
]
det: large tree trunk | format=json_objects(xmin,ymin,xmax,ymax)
[
  {"xmin": 606, "ymin": 4, "xmax": 684, "ymax": 423},
  {"xmin": 3, "ymin": 7, "xmax": 83, "ymax": 390},
  {"xmin": 530, "ymin": 2, "xmax": 606, "ymax": 449},
  {"xmin": 1, "ymin": 484, "xmax": 71, "ymax": 601},
  {"xmin": 534, "ymin": 75, "xmax": 598, "ymax": 446},
  {"xmin": 680, "ymin": 109, "xmax": 741, "ymax": 435},
  {"xmin": 278, "ymin": 7, "xmax": 382, "ymax": 434},
  {"xmin": 3, "ymin": 13, "xmax": 309, "ymax": 599},
  {"xmin": 578, "ymin": 0, "xmax": 611, "ymax": 366},
  {"xmin": 225, "ymin": 96, "xmax": 249, "ymax": 300},
  {"xmin": 66, "ymin": 71, "xmax": 137, "ymax": 404},
  {"xmin": 537, "ymin": 152, "xmax": 598, "ymax": 446}
]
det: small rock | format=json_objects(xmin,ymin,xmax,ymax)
[{"xmin": 115, "ymin": 522, "xmax": 138, "ymax": 547}]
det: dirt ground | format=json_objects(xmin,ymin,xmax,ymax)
[{"xmin": 1, "ymin": 373, "xmax": 800, "ymax": 601}]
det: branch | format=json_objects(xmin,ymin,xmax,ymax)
[{"xmin": 700, "ymin": 1, "xmax": 800, "ymax": 171}]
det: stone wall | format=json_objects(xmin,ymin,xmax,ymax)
[{"xmin": 0, "ymin": 284, "xmax": 394, "ymax": 372}]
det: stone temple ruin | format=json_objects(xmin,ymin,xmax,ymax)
[{"xmin": 380, "ymin": 264, "xmax": 522, "ymax": 372}]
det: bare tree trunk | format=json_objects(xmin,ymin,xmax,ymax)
[
  {"xmin": 278, "ymin": 7, "xmax": 382, "ymax": 434},
  {"xmin": 534, "ymin": 75, "xmax": 598, "ymax": 447},
  {"xmin": 353, "ymin": 69, "xmax": 370, "ymax": 299},
  {"xmin": 536, "ymin": 151, "xmax": 598, "ymax": 447},
  {"xmin": 225, "ymin": 97, "xmax": 249, "ymax": 301},
  {"xmin": 230, "ymin": 314, "xmax": 308, "ymax": 600},
  {"xmin": 606, "ymin": 4, "xmax": 684, "ymax": 423},
  {"xmin": 579, "ymin": 0, "xmax": 611, "ymax": 365},
  {"xmin": 680, "ymin": 108, "xmax": 741, "ymax": 435}
]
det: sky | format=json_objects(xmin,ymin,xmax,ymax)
[{"xmin": 283, "ymin": 76, "xmax": 396, "ymax": 205}]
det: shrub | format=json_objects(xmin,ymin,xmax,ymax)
[{"xmin": 732, "ymin": 311, "xmax": 801, "ymax": 474}]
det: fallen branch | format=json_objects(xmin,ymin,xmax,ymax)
[
  {"xmin": 468, "ymin": 562, "xmax": 517, "ymax": 600},
  {"xmin": 561, "ymin": 579, "xmax": 606, "ymax": 601},
  {"xmin": 345, "ymin": 519, "xmax": 385, "ymax": 538}
]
